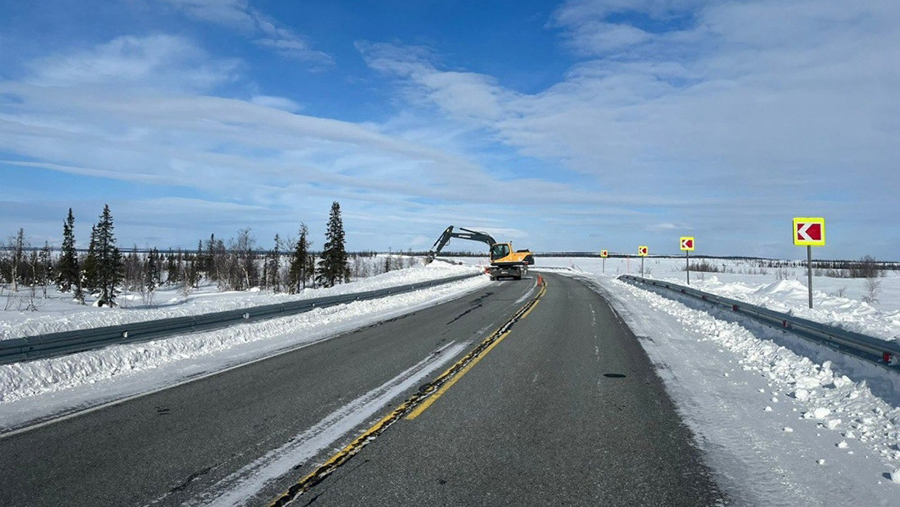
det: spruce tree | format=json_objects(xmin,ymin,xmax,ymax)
[
  {"xmin": 316, "ymin": 202, "xmax": 349, "ymax": 288},
  {"xmin": 165, "ymin": 249, "xmax": 177, "ymax": 285},
  {"xmin": 82, "ymin": 224, "xmax": 99, "ymax": 291},
  {"xmin": 206, "ymin": 233, "xmax": 217, "ymax": 280},
  {"xmin": 93, "ymin": 204, "xmax": 123, "ymax": 307},
  {"xmin": 288, "ymin": 223, "xmax": 310, "ymax": 293},
  {"xmin": 57, "ymin": 209, "xmax": 79, "ymax": 292},
  {"xmin": 267, "ymin": 234, "xmax": 282, "ymax": 293},
  {"xmin": 191, "ymin": 240, "xmax": 203, "ymax": 288},
  {"xmin": 145, "ymin": 248, "xmax": 159, "ymax": 295}
]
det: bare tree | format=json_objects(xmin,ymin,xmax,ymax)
[
  {"xmin": 38, "ymin": 241, "xmax": 53, "ymax": 297},
  {"xmin": 226, "ymin": 228, "xmax": 258, "ymax": 290},
  {"xmin": 863, "ymin": 276, "xmax": 881, "ymax": 304}
]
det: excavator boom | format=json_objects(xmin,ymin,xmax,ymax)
[{"xmin": 429, "ymin": 226, "xmax": 496, "ymax": 256}]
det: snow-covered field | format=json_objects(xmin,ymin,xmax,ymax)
[{"xmin": 2, "ymin": 255, "xmax": 900, "ymax": 504}]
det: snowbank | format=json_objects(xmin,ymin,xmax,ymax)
[
  {"xmin": 0, "ymin": 265, "xmax": 490, "ymax": 431},
  {"xmin": 582, "ymin": 272, "xmax": 900, "ymax": 505},
  {"xmin": 0, "ymin": 262, "xmax": 481, "ymax": 341},
  {"xmin": 522, "ymin": 256, "xmax": 900, "ymax": 345}
]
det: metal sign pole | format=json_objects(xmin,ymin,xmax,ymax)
[
  {"xmin": 641, "ymin": 257, "xmax": 644, "ymax": 278},
  {"xmin": 602, "ymin": 257, "xmax": 605, "ymax": 274},
  {"xmin": 686, "ymin": 250, "xmax": 690, "ymax": 285},
  {"xmin": 793, "ymin": 217, "xmax": 824, "ymax": 310},
  {"xmin": 807, "ymin": 245, "xmax": 813, "ymax": 309}
]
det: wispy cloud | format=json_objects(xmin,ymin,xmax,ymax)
[
  {"xmin": 1, "ymin": 34, "xmax": 614, "ymax": 249},
  {"xmin": 249, "ymin": 95, "xmax": 302, "ymax": 112},
  {"xmin": 159, "ymin": 0, "xmax": 333, "ymax": 66},
  {"xmin": 25, "ymin": 34, "xmax": 239, "ymax": 90}
]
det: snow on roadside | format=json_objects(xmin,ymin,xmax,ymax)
[
  {"xmin": 0, "ymin": 262, "xmax": 481, "ymax": 340},
  {"xmin": 526, "ymin": 256, "xmax": 900, "ymax": 345},
  {"xmin": 667, "ymin": 275, "xmax": 900, "ymax": 344},
  {"xmin": 0, "ymin": 268, "xmax": 491, "ymax": 432},
  {"xmin": 582, "ymin": 272, "xmax": 900, "ymax": 505}
]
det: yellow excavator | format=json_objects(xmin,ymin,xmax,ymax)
[{"xmin": 427, "ymin": 226, "xmax": 534, "ymax": 280}]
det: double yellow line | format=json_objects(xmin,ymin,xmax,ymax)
[{"xmin": 267, "ymin": 277, "xmax": 547, "ymax": 507}]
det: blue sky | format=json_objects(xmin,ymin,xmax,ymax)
[{"xmin": 1, "ymin": 0, "xmax": 898, "ymax": 259}]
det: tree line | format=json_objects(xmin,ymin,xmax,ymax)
[{"xmin": 1, "ymin": 201, "xmax": 353, "ymax": 307}]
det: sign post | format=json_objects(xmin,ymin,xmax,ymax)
[
  {"xmin": 600, "ymin": 250, "xmax": 608, "ymax": 273},
  {"xmin": 638, "ymin": 246, "xmax": 648, "ymax": 277},
  {"xmin": 793, "ymin": 217, "xmax": 826, "ymax": 309},
  {"xmin": 680, "ymin": 237, "xmax": 695, "ymax": 285}
]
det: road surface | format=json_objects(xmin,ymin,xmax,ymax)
[{"xmin": 0, "ymin": 272, "xmax": 724, "ymax": 506}]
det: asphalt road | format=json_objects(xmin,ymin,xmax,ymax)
[
  {"xmin": 293, "ymin": 273, "xmax": 724, "ymax": 506},
  {"xmin": 0, "ymin": 272, "xmax": 724, "ymax": 506}
]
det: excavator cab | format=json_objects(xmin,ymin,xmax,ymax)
[{"xmin": 490, "ymin": 243, "xmax": 511, "ymax": 261}]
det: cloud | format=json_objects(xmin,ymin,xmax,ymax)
[
  {"xmin": 25, "ymin": 34, "xmax": 239, "ymax": 91},
  {"xmin": 1, "ymin": 34, "xmax": 631, "ymax": 251},
  {"xmin": 159, "ymin": 0, "xmax": 333, "ymax": 66},
  {"xmin": 358, "ymin": 42, "xmax": 510, "ymax": 122},
  {"xmin": 355, "ymin": 0, "xmax": 900, "ymax": 256},
  {"xmin": 157, "ymin": 0, "xmax": 255, "ymax": 29},
  {"xmin": 249, "ymin": 95, "xmax": 302, "ymax": 112}
]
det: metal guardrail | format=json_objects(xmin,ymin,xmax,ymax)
[
  {"xmin": 0, "ymin": 273, "xmax": 482, "ymax": 365},
  {"xmin": 618, "ymin": 275, "xmax": 900, "ymax": 370}
]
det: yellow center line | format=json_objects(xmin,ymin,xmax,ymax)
[
  {"xmin": 407, "ymin": 285, "xmax": 544, "ymax": 420},
  {"xmin": 406, "ymin": 331, "xmax": 509, "ymax": 420}
]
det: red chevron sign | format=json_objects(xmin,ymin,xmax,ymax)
[{"xmin": 793, "ymin": 217, "xmax": 825, "ymax": 246}]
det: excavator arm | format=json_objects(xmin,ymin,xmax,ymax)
[{"xmin": 428, "ymin": 226, "xmax": 496, "ymax": 259}]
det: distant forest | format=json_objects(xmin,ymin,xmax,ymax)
[{"xmin": 0, "ymin": 201, "xmax": 417, "ymax": 308}]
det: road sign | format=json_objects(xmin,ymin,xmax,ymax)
[
  {"xmin": 793, "ymin": 217, "xmax": 825, "ymax": 246},
  {"xmin": 638, "ymin": 246, "xmax": 648, "ymax": 256},
  {"xmin": 680, "ymin": 237, "xmax": 695, "ymax": 251},
  {"xmin": 600, "ymin": 250, "xmax": 608, "ymax": 258}
]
